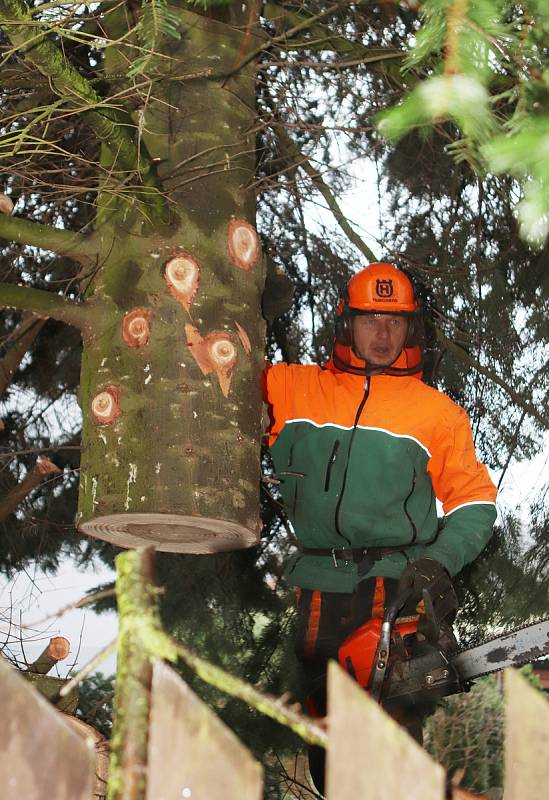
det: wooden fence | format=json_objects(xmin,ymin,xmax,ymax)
[{"xmin": 0, "ymin": 654, "xmax": 547, "ymax": 800}]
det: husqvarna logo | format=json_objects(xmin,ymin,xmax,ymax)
[{"xmin": 375, "ymin": 279, "xmax": 393, "ymax": 297}]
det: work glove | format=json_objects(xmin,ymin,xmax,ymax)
[{"xmin": 397, "ymin": 558, "xmax": 458, "ymax": 644}]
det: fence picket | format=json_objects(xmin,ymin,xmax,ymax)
[
  {"xmin": 504, "ymin": 667, "xmax": 549, "ymax": 800},
  {"xmin": 326, "ymin": 661, "xmax": 445, "ymax": 800},
  {"xmin": 146, "ymin": 659, "xmax": 263, "ymax": 800},
  {"xmin": 0, "ymin": 655, "xmax": 94, "ymax": 800}
]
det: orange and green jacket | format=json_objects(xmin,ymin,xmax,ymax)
[{"xmin": 264, "ymin": 362, "xmax": 497, "ymax": 593}]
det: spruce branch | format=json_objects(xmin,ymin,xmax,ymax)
[
  {"xmin": 222, "ymin": 0, "xmax": 403, "ymax": 79},
  {"xmin": 437, "ymin": 331, "xmax": 548, "ymax": 429},
  {"xmin": 275, "ymin": 124, "xmax": 378, "ymax": 262},
  {"xmin": 0, "ymin": 0, "xmax": 159, "ymax": 190},
  {"xmin": 263, "ymin": 1, "xmax": 403, "ymax": 63},
  {"xmin": 0, "ymin": 284, "xmax": 91, "ymax": 332},
  {"xmin": 128, "ymin": 0, "xmax": 181, "ymax": 79},
  {"xmin": 0, "ymin": 213, "xmax": 97, "ymax": 265}
]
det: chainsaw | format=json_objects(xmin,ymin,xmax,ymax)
[{"xmin": 338, "ymin": 585, "xmax": 549, "ymax": 709}]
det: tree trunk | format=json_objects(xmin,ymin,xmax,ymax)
[{"xmin": 76, "ymin": 5, "xmax": 265, "ymax": 552}]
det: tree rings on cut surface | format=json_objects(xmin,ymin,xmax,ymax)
[
  {"xmin": 79, "ymin": 513, "xmax": 260, "ymax": 553},
  {"xmin": 122, "ymin": 308, "xmax": 152, "ymax": 348},
  {"xmin": 227, "ymin": 218, "xmax": 259, "ymax": 271},
  {"xmin": 164, "ymin": 252, "xmax": 200, "ymax": 311},
  {"xmin": 91, "ymin": 386, "xmax": 121, "ymax": 425}
]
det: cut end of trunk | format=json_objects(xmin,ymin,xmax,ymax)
[
  {"xmin": 79, "ymin": 513, "xmax": 260, "ymax": 553},
  {"xmin": 48, "ymin": 636, "xmax": 71, "ymax": 661}
]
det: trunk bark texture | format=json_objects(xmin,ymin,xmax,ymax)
[
  {"xmin": 77, "ymin": 5, "xmax": 265, "ymax": 552},
  {"xmin": 108, "ymin": 548, "xmax": 156, "ymax": 800}
]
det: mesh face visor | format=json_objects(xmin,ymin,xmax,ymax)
[
  {"xmin": 332, "ymin": 308, "xmax": 424, "ymax": 377},
  {"xmin": 331, "ymin": 260, "xmax": 424, "ymax": 378}
]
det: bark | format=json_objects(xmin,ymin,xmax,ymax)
[
  {"xmin": 0, "ymin": 456, "xmax": 61, "ymax": 523},
  {"xmin": 108, "ymin": 548, "xmax": 156, "ymax": 800},
  {"xmin": 0, "ymin": 4, "xmax": 265, "ymax": 553},
  {"xmin": 0, "ymin": 312, "xmax": 47, "ymax": 396},
  {"xmin": 75, "ymin": 4, "xmax": 265, "ymax": 552}
]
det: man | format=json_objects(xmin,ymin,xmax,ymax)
[{"xmin": 263, "ymin": 262, "xmax": 497, "ymax": 793}]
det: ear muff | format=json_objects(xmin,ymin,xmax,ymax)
[
  {"xmin": 335, "ymin": 308, "xmax": 352, "ymax": 345},
  {"xmin": 404, "ymin": 312, "xmax": 424, "ymax": 348}
]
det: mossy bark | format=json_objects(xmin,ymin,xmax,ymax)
[
  {"xmin": 77, "ymin": 5, "xmax": 265, "ymax": 552},
  {"xmin": 108, "ymin": 549, "xmax": 157, "ymax": 800}
]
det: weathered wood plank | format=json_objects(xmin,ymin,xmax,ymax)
[
  {"xmin": 505, "ymin": 667, "xmax": 549, "ymax": 800},
  {"xmin": 146, "ymin": 660, "xmax": 263, "ymax": 800},
  {"xmin": 0, "ymin": 655, "xmax": 94, "ymax": 800},
  {"xmin": 326, "ymin": 662, "xmax": 445, "ymax": 800}
]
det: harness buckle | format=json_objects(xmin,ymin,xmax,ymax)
[{"xmin": 331, "ymin": 548, "xmax": 339, "ymax": 568}]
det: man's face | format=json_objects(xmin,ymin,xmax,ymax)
[{"xmin": 352, "ymin": 313, "xmax": 409, "ymax": 367}]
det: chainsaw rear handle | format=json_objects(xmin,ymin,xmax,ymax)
[{"xmin": 369, "ymin": 586, "xmax": 414, "ymax": 700}]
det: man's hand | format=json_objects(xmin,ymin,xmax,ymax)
[
  {"xmin": 398, "ymin": 558, "xmax": 458, "ymax": 643},
  {"xmin": 397, "ymin": 557, "xmax": 451, "ymax": 602}
]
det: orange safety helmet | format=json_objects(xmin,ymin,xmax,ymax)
[{"xmin": 332, "ymin": 262, "xmax": 423, "ymax": 377}]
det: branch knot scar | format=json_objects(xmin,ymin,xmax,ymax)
[
  {"xmin": 92, "ymin": 386, "xmax": 122, "ymax": 425},
  {"xmin": 122, "ymin": 309, "xmax": 152, "ymax": 348},
  {"xmin": 227, "ymin": 219, "xmax": 259, "ymax": 271}
]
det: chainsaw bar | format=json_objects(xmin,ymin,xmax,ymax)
[{"xmin": 450, "ymin": 617, "xmax": 549, "ymax": 681}]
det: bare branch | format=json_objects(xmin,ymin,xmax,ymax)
[
  {"xmin": 0, "ymin": 213, "xmax": 97, "ymax": 265},
  {"xmin": 0, "ymin": 283, "xmax": 91, "ymax": 332},
  {"xmin": 276, "ymin": 124, "xmax": 378, "ymax": 262},
  {"xmin": 263, "ymin": 1, "xmax": 403, "ymax": 62},
  {"xmin": 0, "ymin": 312, "xmax": 47, "ymax": 396},
  {"xmin": 0, "ymin": 455, "xmax": 61, "ymax": 523},
  {"xmin": 437, "ymin": 331, "xmax": 548, "ymax": 428}
]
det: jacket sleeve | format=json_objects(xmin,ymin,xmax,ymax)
[
  {"xmin": 262, "ymin": 362, "xmax": 291, "ymax": 446},
  {"xmin": 418, "ymin": 404, "xmax": 497, "ymax": 576}
]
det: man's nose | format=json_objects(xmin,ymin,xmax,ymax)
[{"xmin": 375, "ymin": 321, "xmax": 390, "ymax": 339}]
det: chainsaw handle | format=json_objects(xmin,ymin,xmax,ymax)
[
  {"xmin": 369, "ymin": 587, "xmax": 413, "ymax": 701},
  {"xmin": 384, "ymin": 586, "xmax": 414, "ymax": 627}
]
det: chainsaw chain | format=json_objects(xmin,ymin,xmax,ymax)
[{"xmin": 449, "ymin": 615, "xmax": 549, "ymax": 681}]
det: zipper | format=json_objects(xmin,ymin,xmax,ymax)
[
  {"xmin": 334, "ymin": 377, "xmax": 370, "ymax": 541},
  {"xmin": 324, "ymin": 439, "xmax": 340, "ymax": 492},
  {"xmin": 403, "ymin": 468, "xmax": 418, "ymax": 544}
]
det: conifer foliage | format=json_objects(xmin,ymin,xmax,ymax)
[{"xmin": 0, "ymin": 1, "xmax": 547, "ymax": 791}]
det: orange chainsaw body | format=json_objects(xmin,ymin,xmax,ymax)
[{"xmin": 338, "ymin": 616, "xmax": 418, "ymax": 690}]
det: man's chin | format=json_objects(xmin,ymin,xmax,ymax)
[{"xmin": 366, "ymin": 353, "xmax": 395, "ymax": 366}]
